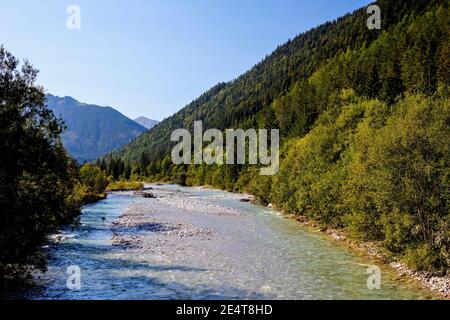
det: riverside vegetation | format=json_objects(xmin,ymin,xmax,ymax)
[
  {"xmin": 0, "ymin": 46, "xmax": 110, "ymax": 289},
  {"xmin": 102, "ymin": 0, "xmax": 449, "ymax": 274},
  {"xmin": 0, "ymin": 0, "xmax": 448, "ymax": 292}
]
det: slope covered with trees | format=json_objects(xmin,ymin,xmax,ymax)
[
  {"xmin": 109, "ymin": 0, "xmax": 443, "ymax": 164},
  {"xmin": 104, "ymin": 0, "xmax": 449, "ymax": 272}
]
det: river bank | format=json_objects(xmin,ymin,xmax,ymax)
[
  {"xmin": 170, "ymin": 183, "xmax": 450, "ymax": 299},
  {"xmin": 189, "ymin": 183, "xmax": 450, "ymax": 298},
  {"xmin": 21, "ymin": 184, "xmax": 438, "ymax": 299},
  {"xmin": 270, "ymin": 207, "xmax": 450, "ymax": 299}
]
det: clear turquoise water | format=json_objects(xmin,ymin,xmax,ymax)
[{"xmin": 23, "ymin": 185, "xmax": 433, "ymax": 300}]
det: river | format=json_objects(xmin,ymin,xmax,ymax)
[{"xmin": 23, "ymin": 184, "xmax": 433, "ymax": 299}]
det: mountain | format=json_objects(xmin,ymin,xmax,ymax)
[
  {"xmin": 134, "ymin": 116, "xmax": 159, "ymax": 129},
  {"xmin": 108, "ymin": 0, "xmax": 445, "ymax": 165},
  {"xmin": 46, "ymin": 94, "xmax": 146, "ymax": 163}
]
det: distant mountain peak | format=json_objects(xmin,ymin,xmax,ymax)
[
  {"xmin": 47, "ymin": 94, "xmax": 79, "ymax": 106},
  {"xmin": 134, "ymin": 116, "xmax": 159, "ymax": 129},
  {"xmin": 46, "ymin": 94, "xmax": 146, "ymax": 163}
]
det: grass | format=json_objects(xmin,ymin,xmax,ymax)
[{"xmin": 106, "ymin": 180, "xmax": 144, "ymax": 191}]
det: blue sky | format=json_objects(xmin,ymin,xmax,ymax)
[{"xmin": 0, "ymin": 0, "xmax": 372, "ymax": 120}]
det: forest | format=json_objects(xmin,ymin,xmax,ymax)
[{"xmin": 102, "ymin": 0, "xmax": 449, "ymax": 273}]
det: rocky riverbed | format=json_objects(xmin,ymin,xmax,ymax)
[
  {"xmin": 22, "ymin": 184, "xmax": 438, "ymax": 299},
  {"xmin": 110, "ymin": 186, "xmax": 245, "ymax": 268}
]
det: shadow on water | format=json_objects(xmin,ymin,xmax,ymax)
[
  {"xmin": 20, "ymin": 236, "xmax": 267, "ymax": 300},
  {"xmin": 28, "ymin": 257, "xmax": 266, "ymax": 300},
  {"xmin": 112, "ymin": 222, "xmax": 179, "ymax": 234}
]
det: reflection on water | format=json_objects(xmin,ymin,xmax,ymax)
[{"xmin": 23, "ymin": 185, "xmax": 433, "ymax": 300}]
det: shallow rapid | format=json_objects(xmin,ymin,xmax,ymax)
[{"xmin": 24, "ymin": 184, "xmax": 433, "ymax": 299}]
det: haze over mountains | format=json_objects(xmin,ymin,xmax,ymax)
[
  {"xmin": 134, "ymin": 116, "xmax": 159, "ymax": 129},
  {"xmin": 46, "ymin": 94, "xmax": 147, "ymax": 163}
]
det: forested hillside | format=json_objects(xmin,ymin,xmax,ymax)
[
  {"xmin": 103, "ymin": 0, "xmax": 449, "ymax": 272},
  {"xmin": 108, "ymin": 0, "xmax": 444, "ymax": 164}
]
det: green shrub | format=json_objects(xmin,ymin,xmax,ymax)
[
  {"xmin": 106, "ymin": 180, "xmax": 143, "ymax": 191},
  {"xmin": 403, "ymin": 244, "xmax": 443, "ymax": 272}
]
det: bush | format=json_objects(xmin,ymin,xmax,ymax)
[
  {"xmin": 272, "ymin": 94, "xmax": 449, "ymax": 272},
  {"xmin": 74, "ymin": 164, "xmax": 109, "ymax": 203},
  {"xmin": 403, "ymin": 244, "xmax": 443, "ymax": 272},
  {"xmin": 343, "ymin": 95, "xmax": 448, "ymax": 265},
  {"xmin": 106, "ymin": 180, "xmax": 143, "ymax": 191}
]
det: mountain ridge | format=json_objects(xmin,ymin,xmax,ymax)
[
  {"xmin": 134, "ymin": 116, "xmax": 159, "ymax": 129},
  {"xmin": 46, "ymin": 94, "xmax": 146, "ymax": 163},
  {"xmin": 107, "ymin": 0, "xmax": 440, "ymax": 165}
]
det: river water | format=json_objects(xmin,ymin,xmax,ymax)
[{"xmin": 23, "ymin": 184, "xmax": 433, "ymax": 299}]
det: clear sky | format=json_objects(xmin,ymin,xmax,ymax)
[{"xmin": 1, "ymin": 0, "xmax": 372, "ymax": 121}]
